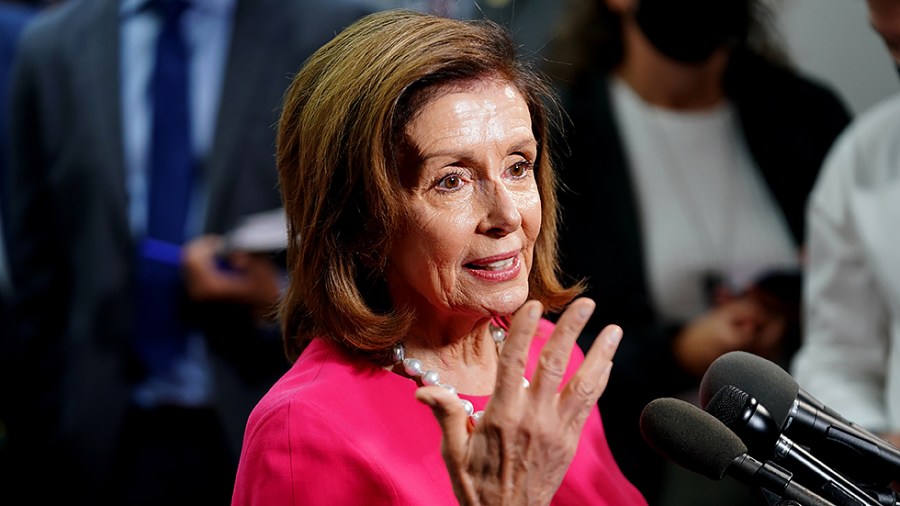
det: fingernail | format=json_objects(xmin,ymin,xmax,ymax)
[
  {"xmin": 529, "ymin": 303, "xmax": 540, "ymax": 319},
  {"xmin": 578, "ymin": 304, "xmax": 592, "ymax": 319},
  {"xmin": 607, "ymin": 326, "xmax": 622, "ymax": 346}
]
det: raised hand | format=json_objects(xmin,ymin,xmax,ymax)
[{"xmin": 415, "ymin": 297, "xmax": 623, "ymax": 505}]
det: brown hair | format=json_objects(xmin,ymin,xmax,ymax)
[{"xmin": 277, "ymin": 9, "xmax": 581, "ymax": 364}]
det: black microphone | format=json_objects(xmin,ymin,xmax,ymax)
[
  {"xmin": 706, "ymin": 385, "xmax": 881, "ymax": 506},
  {"xmin": 700, "ymin": 351, "xmax": 900, "ymax": 486},
  {"xmin": 640, "ymin": 397, "xmax": 837, "ymax": 506}
]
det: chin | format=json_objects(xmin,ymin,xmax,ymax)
[{"xmin": 480, "ymin": 285, "xmax": 529, "ymax": 317}]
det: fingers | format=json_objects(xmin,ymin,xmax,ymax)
[
  {"xmin": 184, "ymin": 239, "xmax": 282, "ymax": 306},
  {"xmin": 529, "ymin": 297, "xmax": 595, "ymax": 401},
  {"xmin": 415, "ymin": 385, "xmax": 470, "ymax": 463},
  {"xmin": 559, "ymin": 324, "xmax": 621, "ymax": 423},
  {"xmin": 227, "ymin": 251, "xmax": 253, "ymax": 271},
  {"xmin": 182, "ymin": 235, "xmax": 222, "ymax": 265},
  {"xmin": 726, "ymin": 297, "xmax": 767, "ymax": 325},
  {"xmin": 491, "ymin": 300, "xmax": 543, "ymax": 407},
  {"xmin": 182, "ymin": 237, "xmax": 226, "ymax": 300}
]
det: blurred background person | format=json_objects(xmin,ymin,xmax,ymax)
[
  {"xmin": 0, "ymin": 0, "xmax": 39, "ymax": 481},
  {"xmin": 0, "ymin": 0, "xmax": 37, "ymax": 336},
  {"xmin": 368, "ymin": 0, "xmax": 566, "ymax": 65},
  {"xmin": 2, "ymin": 0, "xmax": 371, "ymax": 504},
  {"xmin": 231, "ymin": 10, "xmax": 645, "ymax": 505},
  {"xmin": 543, "ymin": 0, "xmax": 852, "ymax": 504},
  {"xmin": 777, "ymin": 0, "xmax": 898, "ymax": 117},
  {"xmin": 791, "ymin": 0, "xmax": 900, "ymax": 458},
  {"xmin": 367, "ymin": 0, "xmax": 477, "ymax": 19}
]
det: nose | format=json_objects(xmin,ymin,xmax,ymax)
[{"xmin": 477, "ymin": 180, "xmax": 522, "ymax": 237}]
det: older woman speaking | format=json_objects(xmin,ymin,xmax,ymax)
[{"xmin": 230, "ymin": 9, "xmax": 646, "ymax": 506}]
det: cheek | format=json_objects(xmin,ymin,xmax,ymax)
[
  {"xmin": 515, "ymin": 189, "xmax": 542, "ymax": 248},
  {"xmin": 442, "ymin": 204, "xmax": 479, "ymax": 238},
  {"xmin": 404, "ymin": 206, "xmax": 476, "ymax": 268}
]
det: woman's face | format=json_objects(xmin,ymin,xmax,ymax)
[{"xmin": 386, "ymin": 79, "xmax": 541, "ymax": 323}]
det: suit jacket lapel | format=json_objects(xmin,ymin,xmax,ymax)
[
  {"xmin": 204, "ymin": 0, "xmax": 281, "ymax": 232},
  {"xmin": 76, "ymin": 0, "xmax": 131, "ymax": 245}
]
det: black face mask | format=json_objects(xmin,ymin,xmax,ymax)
[{"xmin": 634, "ymin": 0, "xmax": 751, "ymax": 64}]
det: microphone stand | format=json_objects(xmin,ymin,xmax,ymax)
[
  {"xmin": 858, "ymin": 485, "xmax": 900, "ymax": 506},
  {"xmin": 760, "ymin": 485, "xmax": 838, "ymax": 506}
]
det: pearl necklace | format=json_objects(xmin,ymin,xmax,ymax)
[{"xmin": 392, "ymin": 322, "xmax": 529, "ymax": 422}]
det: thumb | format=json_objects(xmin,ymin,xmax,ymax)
[{"xmin": 415, "ymin": 385, "xmax": 470, "ymax": 462}]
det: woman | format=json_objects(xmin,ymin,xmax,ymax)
[
  {"xmin": 545, "ymin": 0, "xmax": 852, "ymax": 504},
  {"xmin": 230, "ymin": 10, "xmax": 646, "ymax": 506}
]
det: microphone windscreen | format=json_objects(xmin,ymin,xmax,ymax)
[
  {"xmin": 699, "ymin": 351, "xmax": 798, "ymax": 427},
  {"xmin": 640, "ymin": 397, "xmax": 746, "ymax": 480}
]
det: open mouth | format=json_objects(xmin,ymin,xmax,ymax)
[{"xmin": 465, "ymin": 257, "xmax": 516, "ymax": 271}]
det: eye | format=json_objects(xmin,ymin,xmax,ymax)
[
  {"xmin": 508, "ymin": 160, "xmax": 532, "ymax": 179},
  {"xmin": 435, "ymin": 172, "xmax": 465, "ymax": 191}
]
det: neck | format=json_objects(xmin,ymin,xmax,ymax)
[
  {"xmin": 617, "ymin": 17, "xmax": 729, "ymax": 110},
  {"xmin": 397, "ymin": 318, "xmax": 499, "ymax": 395}
]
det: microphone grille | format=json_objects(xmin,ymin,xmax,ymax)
[{"xmin": 706, "ymin": 385, "xmax": 750, "ymax": 428}]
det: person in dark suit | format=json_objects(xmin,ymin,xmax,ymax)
[
  {"xmin": 375, "ymin": 0, "xmax": 568, "ymax": 65},
  {"xmin": 0, "ymin": 0, "xmax": 36, "ymax": 329},
  {"xmin": 0, "ymin": 0, "xmax": 38, "ymax": 487},
  {"xmin": 2, "ymin": 0, "xmax": 371, "ymax": 504},
  {"xmin": 544, "ymin": 0, "xmax": 852, "ymax": 504}
]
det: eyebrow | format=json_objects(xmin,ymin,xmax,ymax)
[{"xmin": 419, "ymin": 136, "xmax": 538, "ymax": 164}]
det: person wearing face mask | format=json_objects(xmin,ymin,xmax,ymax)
[
  {"xmin": 790, "ymin": 0, "xmax": 900, "ymax": 465},
  {"xmin": 544, "ymin": 0, "xmax": 852, "ymax": 504}
]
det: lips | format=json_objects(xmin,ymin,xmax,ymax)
[
  {"xmin": 465, "ymin": 250, "xmax": 519, "ymax": 270},
  {"xmin": 465, "ymin": 257, "xmax": 515, "ymax": 271},
  {"xmin": 463, "ymin": 251, "xmax": 522, "ymax": 282}
]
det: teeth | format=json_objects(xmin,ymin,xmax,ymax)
[{"xmin": 483, "ymin": 258, "xmax": 514, "ymax": 271}]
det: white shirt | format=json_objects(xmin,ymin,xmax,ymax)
[
  {"xmin": 791, "ymin": 93, "xmax": 900, "ymax": 433},
  {"xmin": 610, "ymin": 77, "xmax": 799, "ymax": 321}
]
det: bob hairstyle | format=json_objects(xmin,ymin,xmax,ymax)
[{"xmin": 277, "ymin": 9, "xmax": 581, "ymax": 364}]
